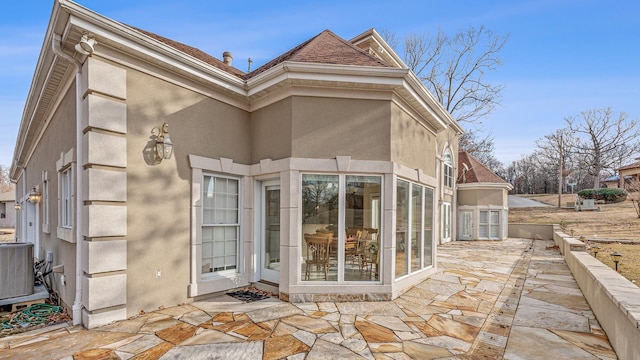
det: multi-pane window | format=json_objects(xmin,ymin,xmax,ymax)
[
  {"xmin": 202, "ymin": 175, "xmax": 239, "ymax": 276},
  {"xmin": 479, "ymin": 210, "xmax": 501, "ymax": 239},
  {"xmin": 442, "ymin": 202, "xmax": 451, "ymax": 241},
  {"xmin": 300, "ymin": 174, "xmax": 382, "ymax": 282},
  {"xmin": 396, "ymin": 180, "xmax": 435, "ymax": 279},
  {"xmin": 60, "ymin": 167, "xmax": 72, "ymax": 229},
  {"xmin": 443, "ymin": 150, "xmax": 453, "ymax": 188}
]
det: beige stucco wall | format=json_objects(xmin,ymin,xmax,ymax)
[
  {"xmin": 125, "ymin": 67, "xmax": 251, "ymax": 314},
  {"xmin": 19, "ymin": 85, "xmax": 77, "ymax": 312},
  {"xmin": 458, "ymin": 188, "xmax": 506, "ymax": 207},
  {"xmin": 390, "ymin": 103, "xmax": 438, "ymax": 175},
  {"xmin": 291, "ymin": 97, "xmax": 391, "ymax": 161},
  {"xmin": 251, "ymin": 98, "xmax": 293, "ymax": 162}
]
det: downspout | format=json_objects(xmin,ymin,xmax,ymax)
[{"xmin": 52, "ymin": 33, "xmax": 84, "ymax": 326}]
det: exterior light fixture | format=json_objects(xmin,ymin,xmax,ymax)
[
  {"xmin": 153, "ymin": 123, "xmax": 173, "ymax": 161},
  {"xmin": 610, "ymin": 251, "xmax": 622, "ymax": 272},
  {"xmin": 75, "ymin": 33, "xmax": 96, "ymax": 55},
  {"xmin": 591, "ymin": 244, "xmax": 600, "ymax": 258},
  {"xmin": 14, "ymin": 204, "xmax": 20, "ymax": 210},
  {"xmin": 28, "ymin": 187, "xmax": 42, "ymax": 203}
]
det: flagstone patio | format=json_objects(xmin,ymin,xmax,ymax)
[{"xmin": 0, "ymin": 238, "xmax": 618, "ymax": 359}]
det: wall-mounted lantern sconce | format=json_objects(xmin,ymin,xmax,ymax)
[
  {"xmin": 153, "ymin": 123, "xmax": 173, "ymax": 161},
  {"xmin": 14, "ymin": 204, "xmax": 21, "ymax": 210},
  {"xmin": 75, "ymin": 33, "xmax": 96, "ymax": 55},
  {"xmin": 28, "ymin": 187, "xmax": 42, "ymax": 203}
]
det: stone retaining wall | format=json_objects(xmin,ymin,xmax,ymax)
[{"xmin": 510, "ymin": 223, "xmax": 640, "ymax": 360}]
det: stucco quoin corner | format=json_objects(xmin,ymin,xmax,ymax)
[{"xmin": 82, "ymin": 57, "xmax": 127, "ymax": 100}]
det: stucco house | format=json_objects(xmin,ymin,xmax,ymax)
[
  {"xmin": 617, "ymin": 159, "xmax": 640, "ymax": 189},
  {"xmin": 0, "ymin": 191, "xmax": 16, "ymax": 228},
  {"xmin": 10, "ymin": 0, "xmax": 462, "ymax": 328},
  {"xmin": 602, "ymin": 159, "xmax": 640, "ymax": 189},
  {"xmin": 456, "ymin": 151, "xmax": 511, "ymax": 241}
]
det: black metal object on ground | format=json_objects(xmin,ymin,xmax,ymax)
[{"xmin": 226, "ymin": 289, "xmax": 270, "ymax": 302}]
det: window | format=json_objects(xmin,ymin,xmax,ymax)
[
  {"xmin": 344, "ymin": 175, "xmax": 381, "ymax": 282},
  {"xmin": 60, "ymin": 167, "xmax": 73, "ymax": 229},
  {"xmin": 423, "ymin": 188, "xmax": 434, "ymax": 267},
  {"xmin": 396, "ymin": 180, "xmax": 435, "ymax": 279},
  {"xmin": 396, "ymin": 180, "xmax": 410, "ymax": 277},
  {"xmin": 410, "ymin": 185, "xmax": 423, "ymax": 272},
  {"xmin": 442, "ymin": 202, "xmax": 451, "ymax": 241},
  {"xmin": 56, "ymin": 148, "xmax": 75, "ymax": 242},
  {"xmin": 443, "ymin": 149, "xmax": 453, "ymax": 188},
  {"xmin": 301, "ymin": 174, "xmax": 339, "ymax": 282},
  {"xmin": 202, "ymin": 175, "xmax": 239, "ymax": 276},
  {"xmin": 42, "ymin": 171, "xmax": 50, "ymax": 233},
  {"xmin": 300, "ymin": 174, "xmax": 382, "ymax": 282},
  {"xmin": 479, "ymin": 210, "xmax": 501, "ymax": 239}
]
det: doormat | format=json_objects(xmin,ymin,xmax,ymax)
[{"xmin": 226, "ymin": 288, "xmax": 273, "ymax": 303}]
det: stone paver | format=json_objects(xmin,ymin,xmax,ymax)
[{"xmin": 0, "ymin": 239, "xmax": 618, "ymax": 359}]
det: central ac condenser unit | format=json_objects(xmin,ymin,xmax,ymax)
[{"xmin": 0, "ymin": 242, "xmax": 34, "ymax": 299}]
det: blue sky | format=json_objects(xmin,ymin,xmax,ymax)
[{"xmin": 1, "ymin": 0, "xmax": 638, "ymax": 168}]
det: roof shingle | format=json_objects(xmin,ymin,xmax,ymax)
[
  {"xmin": 130, "ymin": 26, "xmax": 247, "ymax": 79},
  {"xmin": 247, "ymin": 30, "xmax": 389, "ymax": 78},
  {"xmin": 457, "ymin": 151, "xmax": 507, "ymax": 184}
]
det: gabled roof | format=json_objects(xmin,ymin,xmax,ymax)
[
  {"xmin": 246, "ymin": 30, "xmax": 390, "ymax": 78},
  {"xmin": 457, "ymin": 151, "xmax": 507, "ymax": 184}
]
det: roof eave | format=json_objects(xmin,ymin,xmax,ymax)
[
  {"xmin": 11, "ymin": 0, "xmax": 250, "ymax": 180},
  {"xmin": 458, "ymin": 182, "xmax": 513, "ymax": 191},
  {"xmin": 349, "ymin": 29, "xmax": 408, "ymax": 69}
]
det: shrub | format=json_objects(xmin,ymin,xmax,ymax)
[{"xmin": 578, "ymin": 188, "xmax": 627, "ymax": 203}]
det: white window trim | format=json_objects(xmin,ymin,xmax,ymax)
[
  {"xmin": 188, "ymin": 155, "xmax": 250, "ymax": 297},
  {"xmin": 299, "ymin": 173, "xmax": 384, "ymax": 284},
  {"xmin": 56, "ymin": 149, "xmax": 75, "ymax": 243},
  {"xmin": 442, "ymin": 202, "xmax": 452, "ymax": 242},
  {"xmin": 201, "ymin": 173, "xmax": 240, "ymax": 277},
  {"xmin": 443, "ymin": 149, "xmax": 453, "ymax": 188},
  {"xmin": 478, "ymin": 209, "xmax": 502, "ymax": 240},
  {"xmin": 395, "ymin": 178, "xmax": 436, "ymax": 282}
]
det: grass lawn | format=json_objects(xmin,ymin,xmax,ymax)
[
  {"xmin": 509, "ymin": 194, "xmax": 640, "ymax": 285},
  {"xmin": 588, "ymin": 243, "xmax": 640, "ymax": 285}
]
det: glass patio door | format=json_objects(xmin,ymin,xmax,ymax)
[{"xmin": 261, "ymin": 181, "xmax": 280, "ymax": 283}]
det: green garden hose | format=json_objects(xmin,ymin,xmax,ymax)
[{"xmin": 1, "ymin": 303, "xmax": 62, "ymax": 330}]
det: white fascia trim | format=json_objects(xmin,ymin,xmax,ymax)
[
  {"xmin": 457, "ymin": 182, "xmax": 513, "ymax": 191},
  {"xmin": 349, "ymin": 29, "xmax": 408, "ymax": 69},
  {"xmin": 67, "ymin": 16, "xmax": 246, "ymax": 95},
  {"xmin": 404, "ymin": 72, "xmax": 464, "ymax": 134},
  {"xmin": 390, "ymin": 94, "xmax": 438, "ymax": 135},
  {"xmin": 250, "ymin": 85, "xmax": 393, "ymax": 112},
  {"xmin": 247, "ymin": 62, "xmax": 407, "ymax": 97}
]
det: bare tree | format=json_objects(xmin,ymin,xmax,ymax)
[
  {"xmin": 566, "ymin": 108, "xmax": 640, "ymax": 188},
  {"xmin": 535, "ymin": 129, "xmax": 580, "ymax": 205},
  {"xmin": 382, "ymin": 26, "xmax": 508, "ymax": 169},
  {"xmin": 0, "ymin": 165, "xmax": 13, "ymax": 193},
  {"xmin": 628, "ymin": 178, "xmax": 640, "ymax": 218},
  {"xmin": 390, "ymin": 26, "xmax": 508, "ymax": 125}
]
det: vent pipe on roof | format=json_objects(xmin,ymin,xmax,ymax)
[{"xmin": 223, "ymin": 51, "xmax": 233, "ymax": 66}]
